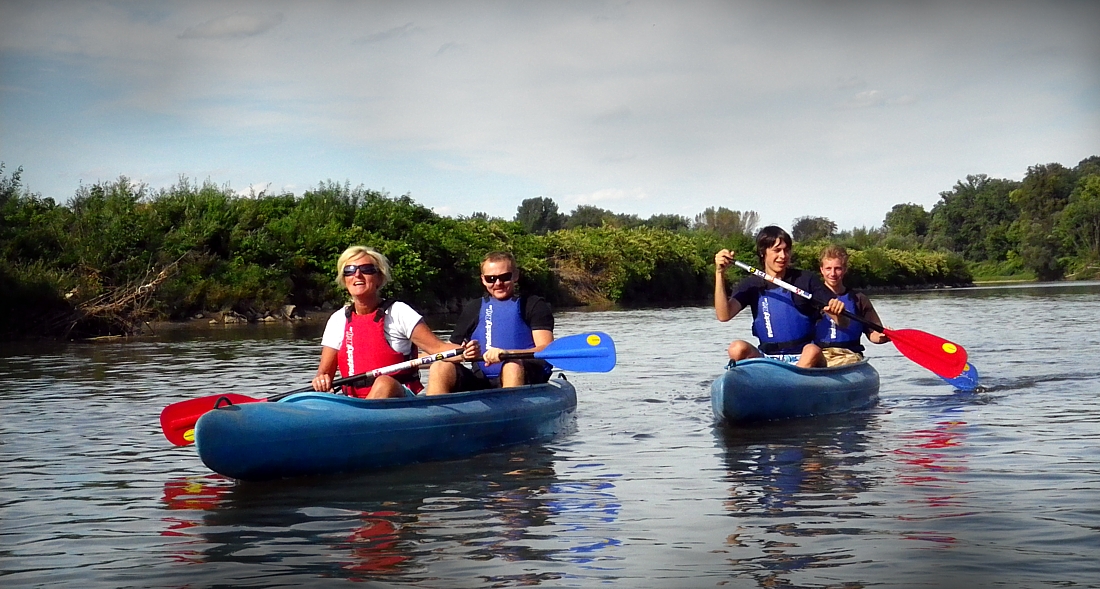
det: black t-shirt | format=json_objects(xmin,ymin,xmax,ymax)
[
  {"xmin": 728, "ymin": 267, "xmax": 832, "ymax": 323},
  {"xmin": 448, "ymin": 295, "xmax": 554, "ymax": 344}
]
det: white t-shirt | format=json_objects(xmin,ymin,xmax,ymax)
[{"xmin": 321, "ymin": 302, "xmax": 424, "ymax": 355}]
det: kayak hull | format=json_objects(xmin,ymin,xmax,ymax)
[
  {"xmin": 194, "ymin": 376, "xmax": 577, "ymax": 481},
  {"xmin": 711, "ymin": 358, "xmax": 879, "ymax": 423}
]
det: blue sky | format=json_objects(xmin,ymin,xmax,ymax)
[{"xmin": 2, "ymin": 0, "xmax": 1098, "ymax": 230}]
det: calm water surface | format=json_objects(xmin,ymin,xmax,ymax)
[{"xmin": 2, "ymin": 283, "xmax": 1099, "ymax": 588}]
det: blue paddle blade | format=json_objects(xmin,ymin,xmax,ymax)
[
  {"xmin": 942, "ymin": 362, "xmax": 979, "ymax": 391},
  {"xmin": 535, "ymin": 332, "xmax": 617, "ymax": 373}
]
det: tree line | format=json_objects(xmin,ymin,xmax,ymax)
[
  {"xmin": 884, "ymin": 157, "xmax": 1100, "ymax": 281},
  {"xmin": 2, "ymin": 156, "xmax": 1095, "ymax": 339}
]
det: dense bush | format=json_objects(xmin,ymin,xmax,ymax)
[
  {"xmin": 794, "ymin": 243, "xmax": 970, "ymax": 288},
  {"xmin": 0, "ymin": 160, "xmax": 1028, "ymax": 340}
]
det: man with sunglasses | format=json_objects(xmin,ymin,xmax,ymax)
[{"xmin": 426, "ymin": 251, "xmax": 554, "ymax": 394}]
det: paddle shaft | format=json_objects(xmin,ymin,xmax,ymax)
[{"xmin": 303, "ymin": 347, "xmax": 465, "ymax": 398}]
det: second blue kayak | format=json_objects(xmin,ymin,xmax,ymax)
[{"xmin": 711, "ymin": 358, "xmax": 880, "ymax": 423}]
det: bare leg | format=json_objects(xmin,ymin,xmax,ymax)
[
  {"xmin": 499, "ymin": 361, "xmax": 525, "ymax": 388},
  {"xmin": 796, "ymin": 343, "xmax": 827, "ymax": 368},
  {"xmin": 728, "ymin": 340, "xmax": 763, "ymax": 362},
  {"xmin": 425, "ymin": 362, "xmax": 459, "ymax": 396},
  {"xmin": 365, "ymin": 375, "xmax": 407, "ymax": 399}
]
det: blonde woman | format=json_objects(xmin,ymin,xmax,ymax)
[{"xmin": 311, "ymin": 246, "xmax": 478, "ymax": 398}]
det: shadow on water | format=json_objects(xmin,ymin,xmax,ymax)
[
  {"xmin": 159, "ymin": 444, "xmax": 622, "ymax": 586},
  {"xmin": 712, "ymin": 412, "xmax": 881, "ymax": 588}
]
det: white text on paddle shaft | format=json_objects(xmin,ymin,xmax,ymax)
[
  {"xmin": 761, "ymin": 297, "xmax": 774, "ymax": 338},
  {"xmin": 484, "ymin": 305, "xmax": 493, "ymax": 348}
]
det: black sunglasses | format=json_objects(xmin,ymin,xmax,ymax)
[
  {"xmin": 343, "ymin": 263, "xmax": 380, "ymax": 277},
  {"xmin": 482, "ymin": 272, "xmax": 513, "ymax": 284}
]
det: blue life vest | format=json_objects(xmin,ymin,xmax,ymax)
[
  {"xmin": 470, "ymin": 296, "xmax": 538, "ymax": 378},
  {"xmin": 752, "ymin": 287, "xmax": 815, "ymax": 355},
  {"xmin": 814, "ymin": 292, "xmax": 865, "ymax": 353}
]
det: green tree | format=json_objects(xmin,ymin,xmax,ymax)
[
  {"xmin": 694, "ymin": 207, "xmax": 759, "ymax": 237},
  {"xmin": 883, "ymin": 203, "xmax": 930, "ymax": 238},
  {"xmin": 1008, "ymin": 163, "xmax": 1076, "ymax": 279},
  {"xmin": 644, "ymin": 213, "xmax": 692, "ymax": 232},
  {"xmin": 832, "ymin": 226, "xmax": 886, "ymax": 250},
  {"xmin": 565, "ymin": 204, "xmax": 616, "ymax": 229},
  {"xmin": 927, "ymin": 174, "xmax": 1020, "ymax": 262},
  {"xmin": 1013, "ymin": 163, "xmax": 1075, "ymax": 221},
  {"xmin": 1074, "ymin": 156, "xmax": 1100, "ymax": 178},
  {"xmin": 791, "ymin": 216, "xmax": 836, "ymax": 242},
  {"xmin": 515, "ymin": 197, "xmax": 565, "ymax": 235},
  {"xmin": 1055, "ymin": 175, "xmax": 1100, "ymax": 263},
  {"xmin": 66, "ymin": 177, "xmax": 163, "ymax": 283}
]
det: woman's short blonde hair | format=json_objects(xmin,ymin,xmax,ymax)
[{"xmin": 335, "ymin": 246, "xmax": 392, "ymax": 289}]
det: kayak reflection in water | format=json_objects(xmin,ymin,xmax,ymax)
[{"xmin": 714, "ymin": 226, "xmax": 847, "ymax": 369}]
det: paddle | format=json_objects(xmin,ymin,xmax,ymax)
[
  {"xmin": 160, "ymin": 331, "xmax": 616, "ymax": 446},
  {"xmin": 942, "ymin": 362, "xmax": 980, "ymax": 391},
  {"xmin": 498, "ymin": 331, "xmax": 616, "ymax": 373},
  {"xmin": 160, "ymin": 348, "xmax": 463, "ymax": 446},
  {"xmin": 733, "ymin": 260, "xmax": 968, "ymax": 379}
]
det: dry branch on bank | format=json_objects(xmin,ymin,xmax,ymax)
[{"xmin": 48, "ymin": 258, "xmax": 182, "ymax": 339}]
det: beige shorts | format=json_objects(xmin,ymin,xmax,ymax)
[{"xmin": 823, "ymin": 347, "xmax": 863, "ymax": 367}]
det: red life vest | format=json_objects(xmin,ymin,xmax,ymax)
[{"xmin": 337, "ymin": 302, "xmax": 422, "ymax": 397}]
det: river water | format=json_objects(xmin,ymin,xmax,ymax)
[{"xmin": 2, "ymin": 282, "xmax": 1099, "ymax": 589}]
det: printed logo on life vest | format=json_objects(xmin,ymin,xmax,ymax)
[
  {"xmin": 586, "ymin": 334, "xmax": 601, "ymax": 347},
  {"xmin": 345, "ymin": 326, "xmax": 356, "ymax": 374},
  {"xmin": 484, "ymin": 305, "xmax": 494, "ymax": 348},
  {"xmin": 942, "ymin": 342, "xmax": 957, "ymax": 354},
  {"xmin": 761, "ymin": 296, "xmax": 774, "ymax": 337}
]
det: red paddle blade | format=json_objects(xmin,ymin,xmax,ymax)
[
  {"xmin": 883, "ymin": 328, "xmax": 968, "ymax": 379},
  {"xmin": 159, "ymin": 393, "xmax": 263, "ymax": 446}
]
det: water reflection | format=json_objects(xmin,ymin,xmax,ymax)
[
  {"xmin": 888, "ymin": 400, "xmax": 978, "ymax": 552},
  {"xmin": 715, "ymin": 413, "xmax": 879, "ymax": 587},
  {"xmin": 158, "ymin": 445, "xmax": 623, "ymax": 586}
]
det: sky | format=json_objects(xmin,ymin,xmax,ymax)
[{"xmin": 1, "ymin": 1, "xmax": 1098, "ymax": 231}]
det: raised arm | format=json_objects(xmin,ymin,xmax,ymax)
[{"xmin": 714, "ymin": 249, "xmax": 744, "ymax": 322}]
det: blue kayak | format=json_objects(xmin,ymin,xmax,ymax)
[
  {"xmin": 711, "ymin": 358, "xmax": 880, "ymax": 423},
  {"xmin": 194, "ymin": 376, "xmax": 577, "ymax": 481}
]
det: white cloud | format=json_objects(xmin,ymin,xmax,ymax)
[
  {"xmin": 179, "ymin": 13, "xmax": 285, "ymax": 39},
  {"xmin": 2, "ymin": 0, "xmax": 1097, "ymax": 230}
]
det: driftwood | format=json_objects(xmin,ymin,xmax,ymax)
[{"xmin": 50, "ymin": 258, "xmax": 182, "ymax": 339}]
